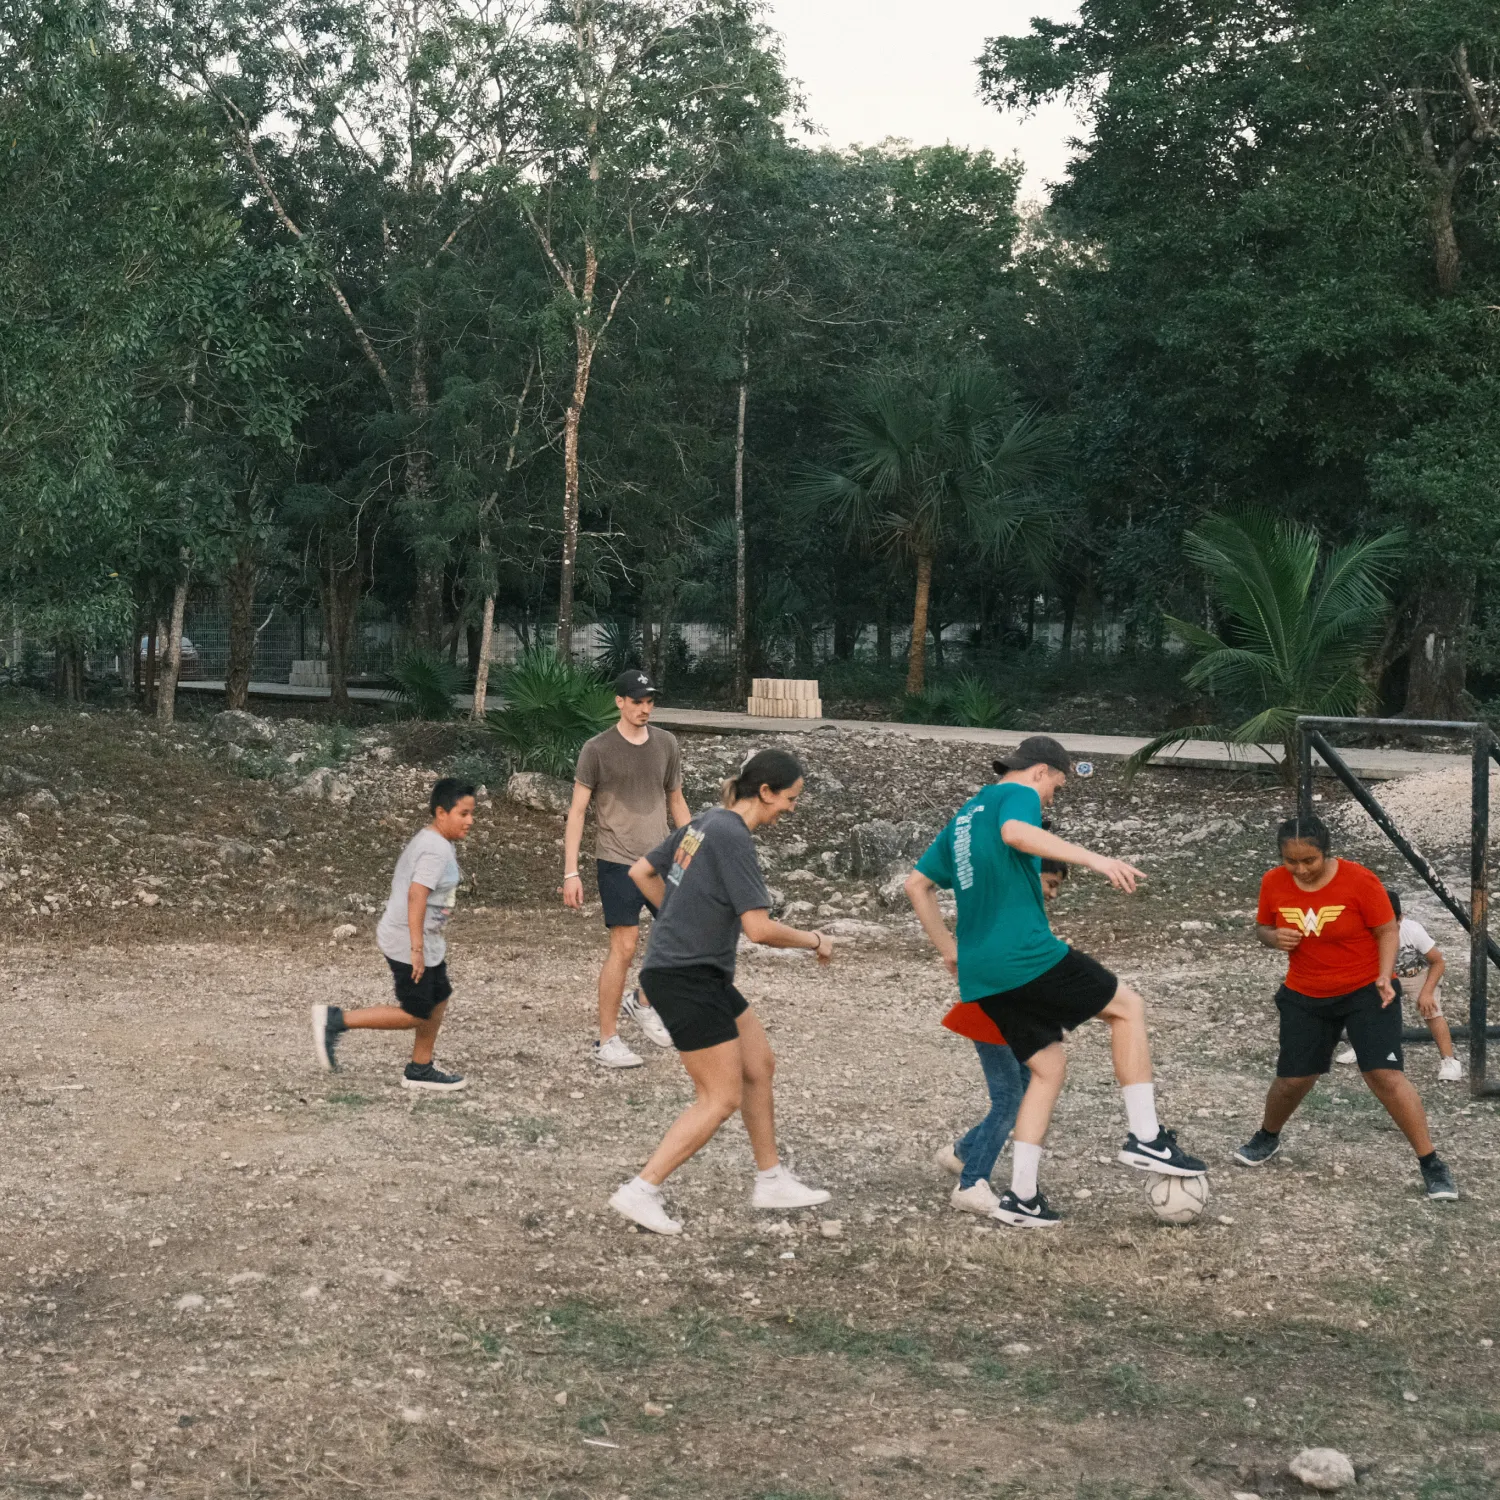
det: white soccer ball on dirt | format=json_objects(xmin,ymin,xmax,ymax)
[{"xmin": 1145, "ymin": 1171, "xmax": 1210, "ymax": 1225}]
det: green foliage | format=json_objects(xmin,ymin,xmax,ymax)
[
  {"xmin": 950, "ymin": 672, "xmax": 1010, "ymax": 728},
  {"xmin": 1127, "ymin": 510, "xmax": 1404, "ymax": 775},
  {"xmin": 900, "ymin": 688, "xmax": 954, "ymax": 725},
  {"xmin": 485, "ymin": 649, "xmax": 617, "ymax": 777},
  {"xmin": 797, "ymin": 363, "xmax": 1068, "ymax": 693},
  {"xmin": 596, "ymin": 620, "xmax": 642, "ymax": 678},
  {"xmin": 387, "ymin": 652, "xmax": 466, "ymax": 722}
]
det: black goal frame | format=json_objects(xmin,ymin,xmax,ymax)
[{"xmin": 1296, "ymin": 715, "xmax": 1500, "ymax": 1098}]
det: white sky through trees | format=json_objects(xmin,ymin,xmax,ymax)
[{"xmin": 765, "ymin": 0, "xmax": 1085, "ymax": 202}]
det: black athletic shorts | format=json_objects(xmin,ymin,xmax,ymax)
[
  {"xmin": 386, "ymin": 958, "xmax": 452, "ymax": 1020},
  {"xmin": 598, "ymin": 858, "xmax": 658, "ymax": 929},
  {"xmin": 976, "ymin": 948, "xmax": 1119, "ymax": 1063},
  {"xmin": 1277, "ymin": 982, "xmax": 1403, "ymax": 1076},
  {"xmin": 639, "ymin": 965, "xmax": 749, "ymax": 1052}
]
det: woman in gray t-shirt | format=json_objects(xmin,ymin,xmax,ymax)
[{"xmin": 605, "ymin": 750, "xmax": 838, "ymax": 1236}]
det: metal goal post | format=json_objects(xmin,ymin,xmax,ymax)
[{"xmin": 1295, "ymin": 715, "xmax": 1499, "ymax": 1098}]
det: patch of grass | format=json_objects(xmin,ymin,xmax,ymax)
[
  {"xmin": 1105, "ymin": 1360, "xmax": 1164, "ymax": 1410},
  {"xmin": 1018, "ymin": 1366, "xmax": 1061, "ymax": 1400},
  {"xmin": 508, "ymin": 1115, "xmax": 559, "ymax": 1144},
  {"xmin": 755, "ymin": 1310, "xmax": 930, "ymax": 1369},
  {"xmin": 545, "ymin": 1299, "xmax": 655, "ymax": 1369},
  {"xmin": 1419, "ymin": 1462, "xmax": 1500, "ymax": 1499},
  {"xmin": 575, "ymin": 1409, "xmax": 609, "ymax": 1435},
  {"xmin": 325, "ymin": 1091, "xmax": 374, "ymax": 1107}
]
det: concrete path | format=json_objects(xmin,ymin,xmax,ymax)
[{"xmin": 177, "ymin": 679, "xmax": 1455, "ymax": 780}]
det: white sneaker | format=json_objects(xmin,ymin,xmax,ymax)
[
  {"xmin": 608, "ymin": 1180, "xmax": 682, "ymax": 1236},
  {"xmin": 622, "ymin": 989, "xmax": 675, "ymax": 1049},
  {"xmin": 1334, "ymin": 1045, "xmax": 1357, "ymax": 1065},
  {"xmin": 951, "ymin": 1180, "xmax": 1001, "ymax": 1215},
  {"xmin": 1438, "ymin": 1055, "xmax": 1464, "ymax": 1083},
  {"xmin": 933, "ymin": 1143, "xmax": 964, "ymax": 1177},
  {"xmin": 593, "ymin": 1035, "xmax": 644, "ymax": 1069},
  {"xmin": 751, "ymin": 1165, "xmax": 831, "ymax": 1210}
]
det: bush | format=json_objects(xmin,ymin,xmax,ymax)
[
  {"xmin": 950, "ymin": 673, "xmax": 1009, "ymax": 728},
  {"xmin": 387, "ymin": 651, "xmax": 465, "ymax": 720},
  {"xmin": 486, "ymin": 648, "xmax": 617, "ymax": 777},
  {"xmin": 900, "ymin": 686, "xmax": 956, "ymax": 724}
]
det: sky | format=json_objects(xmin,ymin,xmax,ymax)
[{"xmin": 762, "ymin": 0, "xmax": 1086, "ymax": 203}]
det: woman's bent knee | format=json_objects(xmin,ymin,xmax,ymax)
[{"xmin": 1104, "ymin": 983, "xmax": 1144, "ymax": 1022}]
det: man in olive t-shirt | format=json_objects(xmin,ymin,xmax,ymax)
[{"xmin": 563, "ymin": 669, "xmax": 691, "ymax": 1067}]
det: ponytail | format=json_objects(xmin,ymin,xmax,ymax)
[{"xmin": 722, "ymin": 748, "xmax": 805, "ymax": 806}]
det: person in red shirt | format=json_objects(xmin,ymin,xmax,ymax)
[{"xmin": 1233, "ymin": 815, "xmax": 1457, "ymax": 1200}]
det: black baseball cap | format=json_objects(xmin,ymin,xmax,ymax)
[
  {"xmin": 614, "ymin": 669, "xmax": 657, "ymax": 699},
  {"xmin": 993, "ymin": 735, "xmax": 1072, "ymax": 776}
]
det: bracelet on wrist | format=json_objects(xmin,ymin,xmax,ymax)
[{"xmin": 564, "ymin": 872, "xmax": 579, "ymax": 879}]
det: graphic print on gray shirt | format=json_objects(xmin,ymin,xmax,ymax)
[
  {"xmin": 375, "ymin": 827, "xmax": 461, "ymax": 965},
  {"xmin": 642, "ymin": 806, "xmax": 771, "ymax": 976}
]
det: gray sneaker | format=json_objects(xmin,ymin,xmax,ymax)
[
  {"xmin": 1421, "ymin": 1156, "xmax": 1458, "ymax": 1200},
  {"xmin": 1233, "ymin": 1129, "xmax": 1282, "ymax": 1167}
]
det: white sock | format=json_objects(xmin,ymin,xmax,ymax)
[
  {"xmin": 630, "ymin": 1176, "xmax": 661, "ymax": 1196},
  {"xmin": 1011, "ymin": 1142, "xmax": 1042, "ymax": 1201},
  {"xmin": 1122, "ymin": 1083, "xmax": 1160, "ymax": 1142},
  {"xmin": 756, "ymin": 1163, "xmax": 784, "ymax": 1182}
]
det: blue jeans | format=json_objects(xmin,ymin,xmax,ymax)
[{"xmin": 955, "ymin": 1041, "xmax": 1030, "ymax": 1189}]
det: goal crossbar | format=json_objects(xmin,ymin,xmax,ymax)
[{"xmin": 1296, "ymin": 715, "xmax": 1499, "ymax": 1098}]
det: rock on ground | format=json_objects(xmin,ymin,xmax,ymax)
[
  {"xmin": 506, "ymin": 771, "xmax": 573, "ymax": 814},
  {"xmin": 209, "ymin": 709, "xmax": 276, "ymax": 748},
  {"xmin": 1288, "ymin": 1447, "xmax": 1356, "ymax": 1491}
]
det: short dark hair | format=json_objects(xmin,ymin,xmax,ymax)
[
  {"xmin": 1277, "ymin": 814, "xmax": 1331, "ymax": 853},
  {"xmin": 430, "ymin": 777, "xmax": 477, "ymax": 815},
  {"xmin": 723, "ymin": 748, "xmax": 804, "ymax": 805},
  {"xmin": 1386, "ymin": 886, "xmax": 1402, "ymax": 919},
  {"xmin": 1040, "ymin": 858, "xmax": 1068, "ymax": 878}
]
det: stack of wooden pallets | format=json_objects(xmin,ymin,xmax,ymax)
[{"xmin": 746, "ymin": 678, "xmax": 823, "ymax": 719}]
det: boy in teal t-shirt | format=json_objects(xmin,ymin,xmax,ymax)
[{"xmin": 907, "ymin": 736, "xmax": 1207, "ymax": 1228}]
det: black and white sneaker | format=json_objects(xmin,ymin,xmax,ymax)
[
  {"xmin": 401, "ymin": 1062, "xmax": 467, "ymax": 1093},
  {"xmin": 1421, "ymin": 1156, "xmax": 1458, "ymax": 1200},
  {"xmin": 992, "ymin": 1190, "xmax": 1061, "ymax": 1228},
  {"xmin": 311, "ymin": 1003, "xmax": 346, "ymax": 1072},
  {"xmin": 1118, "ymin": 1128, "xmax": 1206, "ymax": 1177},
  {"xmin": 1232, "ymin": 1129, "xmax": 1283, "ymax": 1168}
]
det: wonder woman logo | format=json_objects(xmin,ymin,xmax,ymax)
[{"xmin": 1278, "ymin": 905, "xmax": 1347, "ymax": 937}]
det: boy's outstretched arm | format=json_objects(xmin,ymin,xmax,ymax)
[
  {"xmin": 905, "ymin": 870, "xmax": 957, "ymax": 977},
  {"xmin": 1000, "ymin": 820, "xmax": 1146, "ymax": 893}
]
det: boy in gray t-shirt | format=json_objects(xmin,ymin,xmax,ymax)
[{"xmin": 311, "ymin": 778, "xmax": 477, "ymax": 1092}]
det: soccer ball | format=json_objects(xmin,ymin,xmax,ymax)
[{"xmin": 1145, "ymin": 1171, "xmax": 1210, "ymax": 1225}]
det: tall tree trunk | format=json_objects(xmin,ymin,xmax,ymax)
[
  {"xmin": 323, "ymin": 558, "xmax": 362, "ymax": 716},
  {"xmin": 1405, "ymin": 578, "xmax": 1473, "ymax": 718},
  {"xmin": 225, "ymin": 542, "xmax": 258, "ymax": 711},
  {"xmin": 145, "ymin": 619, "xmax": 159, "ymax": 713},
  {"xmin": 472, "ymin": 591, "xmax": 496, "ymax": 719},
  {"xmin": 132, "ymin": 608, "xmax": 144, "ymax": 701},
  {"xmin": 557, "ymin": 324, "xmax": 596, "ymax": 663},
  {"xmin": 407, "ymin": 330, "xmax": 445, "ymax": 649},
  {"xmin": 156, "ymin": 568, "xmax": 189, "ymax": 725},
  {"xmin": 733, "ymin": 323, "xmax": 749, "ymax": 703},
  {"xmin": 1062, "ymin": 591, "xmax": 1077, "ymax": 657},
  {"xmin": 906, "ymin": 549, "xmax": 933, "ymax": 696}
]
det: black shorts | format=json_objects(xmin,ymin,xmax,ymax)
[
  {"xmin": 386, "ymin": 958, "xmax": 452, "ymax": 1020},
  {"xmin": 639, "ymin": 965, "xmax": 749, "ymax": 1052},
  {"xmin": 1278, "ymin": 983, "xmax": 1403, "ymax": 1076},
  {"xmin": 976, "ymin": 948, "xmax": 1119, "ymax": 1063},
  {"xmin": 598, "ymin": 859, "xmax": 658, "ymax": 929}
]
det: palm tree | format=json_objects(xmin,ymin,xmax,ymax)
[
  {"xmin": 1127, "ymin": 510, "xmax": 1404, "ymax": 778},
  {"xmin": 797, "ymin": 366, "xmax": 1067, "ymax": 695}
]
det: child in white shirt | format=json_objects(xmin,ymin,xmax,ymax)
[{"xmin": 1336, "ymin": 887, "xmax": 1459, "ymax": 1081}]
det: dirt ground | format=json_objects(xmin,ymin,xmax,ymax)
[{"xmin": 1, "ymin": 699, "xmax": 1497, "ymax": 1500}]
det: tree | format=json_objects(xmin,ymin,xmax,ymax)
[
  {"xmin": 521, "ymin": 0, "xmax": 790, "ymax": 659},
  {"xmin": 1127, "ymin": 511, "xmax": 1404, "ymax": 777},
  {"xmin": 981, "ymin": 1, "xmax": 1500, "ymax": 714},
  {"xmin": 797, "ymin": 366, "xmax": 1066, "ymax": 695}
]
